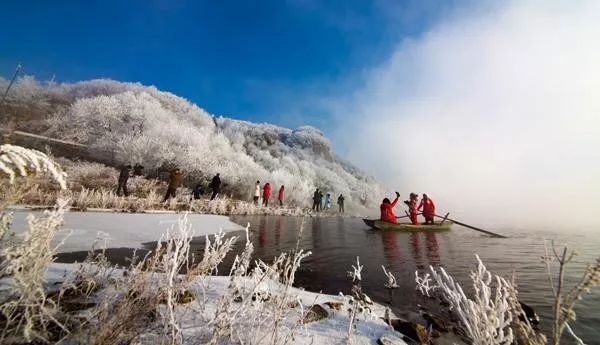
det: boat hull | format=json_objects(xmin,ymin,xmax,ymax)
[{"xmin": 362, "ymin": 219, "xmax": 452, "ymax": 232}]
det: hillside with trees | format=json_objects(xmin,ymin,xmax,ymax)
[{"xmin": 1, "ymin": 76, "xmax": 386, "ymax": 213}]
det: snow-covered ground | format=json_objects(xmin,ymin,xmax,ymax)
[
  {"xmin": 35, "ymin": 263, "xmax": 409, "ymax": 345},
  {"xmin": 9, "ymin": 210, "xmax": 243, "ymax": 252}
]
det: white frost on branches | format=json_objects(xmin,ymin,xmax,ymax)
[
  {"xmin": 0, "ymin": 144, "xmax": 67, "ymax": 189},
  {"xmin": 415, "ymin": 255, "xmax": 514, "ymax": 345},
  {"xmin": 381, "ymin": 265, "xmax": 398, "ymax": 289},
  {"xmin": 348, "ymin": 256, "xmax": 363, "ymax": 283},
  {"xmin": 2, "ymin": 76, "xmax": 388, "ymax": 213},
  {"xmin": 414, "ymin": 271, "xmax": 435, "ymax": 297}
]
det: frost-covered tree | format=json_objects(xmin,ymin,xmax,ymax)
[{"xmin": 3, "ymin": 76, "xmax": 387, "ymax": 214}]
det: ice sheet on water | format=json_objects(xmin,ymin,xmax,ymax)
[{"xmin": 8, "ymin": 210, "xmax": 243, "ymax": 252}]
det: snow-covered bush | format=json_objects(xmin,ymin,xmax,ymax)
[{"xmin": 2, "ymin": 76, "xmax": 387, "ymax": 214}]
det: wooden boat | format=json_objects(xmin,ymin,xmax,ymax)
[{"xmin": 362, "ymin": 218, "xmax": 452, "ymax": 232}]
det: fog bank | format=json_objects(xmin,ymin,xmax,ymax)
[{"xmin": 335, "ymin": 0, "xmax": 600, "ymax": 229}]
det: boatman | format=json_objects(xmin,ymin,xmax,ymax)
[
  {"xmin": 380, "ymin": 192, "xmax": 401, "ymax": 223},
  {"xmin": 407, "ymin": 193, "xmax": 419, "ymax": 225},
  {"xmin": 418, "ymin": 193, "xmax": 435, "ymax": 225}
]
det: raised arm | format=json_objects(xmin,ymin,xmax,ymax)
[{"xmin": 390, "ymin": 192, "xmax": 400, "ymax": 207}]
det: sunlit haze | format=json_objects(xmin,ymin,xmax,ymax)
[{"xmin": 333, "ymin": 0, "xmax": 600, "ymax": 230}]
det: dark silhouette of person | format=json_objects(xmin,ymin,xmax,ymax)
[
  {"xmin": 337, "ymin": 194, "xmax": 345, "ymax": 213},
  {"xmin": 192, "ymin": 184, "xmax": 204, "ymax": 200},
  {"xmin": 209, "ymin": 173, "xmax": 221, "ymax": 200},
  {"xmin": 133, "ymin": 163, "xmax": 144, "ymax": 176},
  {"xmin": 116, "ymin": 164, "xmax": 132, "ymax": 196},
  {"xmin": 312, "ymin": 189, "xmax": 320, "ymax": 211},
  {"xmin": 163, "ymin": 168, "xmax": 182, "ymax": 202},
  {"xmin": 317, "ymin": 190, "xmax": 324, "ymax": 211}
]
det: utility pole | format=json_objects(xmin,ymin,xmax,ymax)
[{"xmin": 1, "ymin": 63, "xmax": 22, "ymax": 144}]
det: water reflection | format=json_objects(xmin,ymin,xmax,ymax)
[
  {"xmin": 275, "ymin": 217, "xmax": 282, "ymax": 246},
  {"xmin": 425, "ymin": 233, "xmax": 440, "ymax": 265},
  {"xmin": 381, "ymin": 231, "xmax": 402, "ymax": 266},
  {"xmin": 258, "ymin": 217, "xmax": 267, "ymax": 248}
]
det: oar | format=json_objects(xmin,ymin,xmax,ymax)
[
  {"xmin": 434, "ymin": 213, "xmax": 507, "ymax": 238},
  {"xmin": 396, "ymin": 212, "xmax": 422, "ymax": 219}
]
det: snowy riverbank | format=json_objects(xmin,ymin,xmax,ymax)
[
  {"xmin": 8, "ymin": 210, "xmax": 244, "ymax": 252},
  {"xmin": 0, "ymin": 262, "xmax": 414, "ymax": 345}
]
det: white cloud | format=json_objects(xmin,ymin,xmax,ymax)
[{"xmin": 334, "ymin": 0, "xmax": 600, "ymax": 229}]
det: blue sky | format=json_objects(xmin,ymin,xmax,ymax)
[{"xmin": 0, "ymin": 0, "xmax": 460, "ymax": 131}]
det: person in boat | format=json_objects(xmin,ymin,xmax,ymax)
[
  {"xmin": 262, "ymin": 182, "xmax": 272, "ymax": 206},
  {"xmin": 406, "ymin": 193, "xmax": 419, "ymax": 225},
  {"xmin": 278, "ymin": 185, "xmax": 285, "ymax": 206},
  {"xmin": 380, "ymin": 192, "xmax": 401, "ymax": 223},
  {"xmin": 418, "ymin": 193, "xmax": 435, "ymax": 225}
]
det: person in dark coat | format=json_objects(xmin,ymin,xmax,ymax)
[
  {"xmin": 133, "ymin": 163, "xmax": 144, "ymax": 176},
  {"xmin": 209, "ymin": 173, "xmax": 221, "ymax": 200},
  {"xmin": 317, "ymin": 190, "xmax": 324, "ymax": 211},
  {"xmin": 192, "ymin": 184, "xmax": 204, "ymax": 200},
  {"xmin": 116, "ymin": 164, "xmax": 132, "ymax": 196},
  {"xmin": 337, "ymin": 194, "xmax": 345, "ymax": 213},
  {"xmin": 312, "ymin": 189, "xmax": 320, "ymax": 211},
  {"xmin": 163, "ymin": 168, "xmax": 182, "ymax": 202}
]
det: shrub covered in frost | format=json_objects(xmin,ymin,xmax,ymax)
[{"xmin": 2, "ymin": 76, "xmax": 387, "ymax": 215}]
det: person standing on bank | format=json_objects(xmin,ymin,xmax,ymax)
[
  {"xmin": 209, "ymin": 173, "xmax": 221, "ymax": 200},
  {"xmin": 253, "ymin": 180, "xmax": 261, "ymax": 204},
  {"xmin": 278, "ymin": 185, "xmax": 285, "ymax": 206},
  {"xmin": 163, "ymin": 168, "xmax": 182, "ymax": 202},
  {"xmin": 262, "ymin": 182, "xmax": 272, "ymax": 206},
  {"xmin": 337, "ymin": 194, "xmax": 345, "ymax": 213},
  {"xmin": 116, "ymin": 164, "xmax": 132, "ymax": 197},
  {"xmin": 318, "ymin": 190, "xmax": 324, "ymax": 211},
  {"xmin": 312, "ymin": 189, "xmax": 320, "ymax": 211}
]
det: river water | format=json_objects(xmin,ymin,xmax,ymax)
[
  {"xmin": 226, "ymin": 216, "xmax": 599, "ymax": 343},
  {"xmin": 47, "ymin": 214, "xmax": 599, "ymax": 343}
]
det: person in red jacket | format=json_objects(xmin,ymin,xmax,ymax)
[
  {"xmin": 380, "ymin": 192, "xmax": 401, "ymax": 223},
  {"xmin": 262, "ymin": 182, "xmax": 272, "ymax": 206},
  {"xmin": 418, "ymin": 193, "xmax": 436, "ymax": 224},
  {"xmin": 407, "ymin": 193, "xmax": 419, "ymax": 225},
  {"xmin": 278, "ymin": 185, "xmax": 285, "ymax": 206}
]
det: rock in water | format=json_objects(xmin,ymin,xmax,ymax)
[
  {"xmin": 387, "ymin": 319, "xmax": 429, "ymax": 345},
  {"xmin": 324, "ymin": 301, "xmax": 343, "ymax": 311},
  {"xmin": 519, "ymin": 301, "xmax": 540, "ymax": 325},
  {"xmin": 302, "ymin": 304, "xmax": 329, "ymax": 324},
  {"xmin": 378, "ymin": 332, "xmax": 409, "ymax": 345},
  {"xmin": 422, "ymin": 312, "xmax": 450, "ymax": 332}
]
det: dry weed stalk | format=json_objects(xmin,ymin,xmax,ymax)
[
  {"xmin": 208, "ymin": 221, "xmax": 311, "ymax": 345},
  {"xmin": 415, "ymin": 255, "xmax": 514, "ymax": 345},
  {"xmin": 543, "ymin": 241, "xmax": 600, "ymax": 345},
  {"xmin": 0, "ymin": 200, "xmax": 69, "ymax": 343}
]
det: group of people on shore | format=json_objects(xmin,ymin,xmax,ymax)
[
  {"xmin": 312, "ymin": 189, "xmax": 345, "ymax": 213},
  {"xmin": 116, "ymin": 164, "xmax": 222, "ymax": 202},
  {"xmin": 253, "ymin": 181, "xmax": 285, "ymax": 206},
  {"xmin": 116, "ymin": 164, "xmax": 349, "ymax": 212},
  {"xmin": 380, "ymin": 192, "xmax": 435, "ymax": 225}
]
